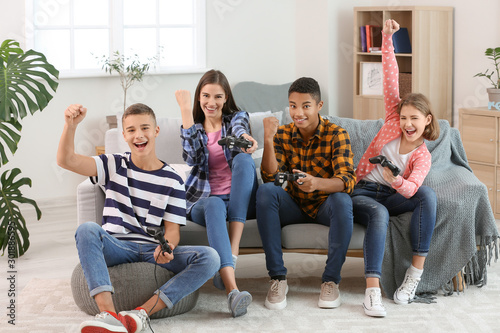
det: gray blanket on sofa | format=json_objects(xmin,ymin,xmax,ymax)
[{"xmin": 326, "ymin": 116, "xmax": 499, "ymax": 297}]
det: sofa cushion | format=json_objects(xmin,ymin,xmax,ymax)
[
  {"xmin": 178, "ymin": 218, "xmax": 365, "ymax": 250},
  {"xmin": 179, "ymin": 219, "xmax": 263, "ymax": 248},
  {"xmin": 248, "ymin": 110, "xmax": 283, "ymax": 149},
  {"xmin": 169, "ymin": 164, "xmax": 192, "ymax": 182},
  {"xmin": 233, "ymin": 81, "xmax": 291, "ymax": 114},
  {"xmin": 281, "ymin": 223, "xmax": 365, "ymax": 250},
  {"xmin": 323, "ymin": 116, "xmax": 382, "ymax": 168}
]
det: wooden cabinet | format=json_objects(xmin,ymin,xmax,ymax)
[
  {"xmin": 353, "ymin": 7, "xmax": 454, "ymax": 124},
  {"xmin": 459, "ymin": 107, "xmax": 500, "ymax": 218}
]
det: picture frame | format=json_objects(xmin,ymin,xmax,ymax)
[{"xmin": 360, "ymin": 62, "xmax": 383, "ymax": 95}]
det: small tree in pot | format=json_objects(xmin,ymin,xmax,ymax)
[{"xmin": 96, "ymin": 51, "xmax": 159, "ymax": 113}]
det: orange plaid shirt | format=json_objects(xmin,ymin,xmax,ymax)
[{"xmin": 261, "ymin": 115, "xmax": 356, "ymax": 218}]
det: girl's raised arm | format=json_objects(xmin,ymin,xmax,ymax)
[{"xmin": 382, "ymin": 19, "xmax": 401, "ymax": 122}]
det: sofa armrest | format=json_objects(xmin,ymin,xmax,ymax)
[{"xmin": 77, "ymin": 178, "xmax": 104, "ymax": 226}]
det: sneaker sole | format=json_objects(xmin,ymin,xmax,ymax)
[
  {"xmin": 231, "ymin": 292, "xmax": 252, "ymax": 317},
  {"xmin": 265, "ymin": 297, "xmax": 287, "ymax": 310},
  {"xmin": 318, "ymin": 296, "xmax": 341, "ymax": 309},
  {"xmin": 393, "ymin": 297, "xmax": 410, "ymax": 305},
  {"xmin": 265, "ymin": 286, "xmax": 288, "ymax": 310},
  {"xmin": 393, "ymin": 291, "xmax": 410, "ymax": 305},
  {"xmin": 118, "ymin": 312, "xmax": 142, "ymax": 333},
  {"xmin": 80, "ymin": 324, "xmax": 128, "ymax": 333},
  {"xmin": 363, "ymin": 303, "xmax": 387, "ymax": 317}
]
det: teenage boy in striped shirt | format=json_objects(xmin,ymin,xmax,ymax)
[
  {"xmin": 256, "ymin": 77, "xmax": 356, "ymax": 311},
  {"xmin": 57, "ymin": 103, "xmax": 220, "ymax": 333}
]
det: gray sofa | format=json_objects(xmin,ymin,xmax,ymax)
[{"xmin": 76, "ymin": 81, "xmax": 499, "ymax": 297}]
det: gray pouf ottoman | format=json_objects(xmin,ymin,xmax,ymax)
[{"xmin": 71, "ymin": 262, "xmax": 199, "ymax": 319}]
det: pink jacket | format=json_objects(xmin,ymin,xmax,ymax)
[{"xmin": 355, "ymin": 32, "xmax": 432, "ymax": 199}]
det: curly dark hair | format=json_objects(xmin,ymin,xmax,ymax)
[{"xmin": 288, "ymin": 77, "xmax": 321, "ymax": 103}]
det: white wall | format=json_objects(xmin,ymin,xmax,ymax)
[
  {"xmin": 1, "ymin": 0, "xmax": 499, "ymax": 204},
  {"xmin": 0, "ymin": 0, "xmax": 296, "ymax": 204}
]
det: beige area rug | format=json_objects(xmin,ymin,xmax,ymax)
[{"xmin": 6, "ymin": 263, "xmax": 500, "ymax": 333}]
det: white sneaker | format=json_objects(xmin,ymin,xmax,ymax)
[
  {"xmin": 80, "ymin": 312, "xmax": 127, "ymax": 333},
  {"xmin": 265, "ymin": 279, "xmax": 288, "ymax": 310},
  {"xmin": 318, "ymin": 281, "xmax": 341, "ymax": 308},
  {"xmin": 394, "ymin": 270, "xmax": 421, "ymax": 304},
  {"xmin": 119, "ymin": 308, "xmax": 149, "ymax": 333},
  {"xmin": 228, "ymin": 289, "xmax": 252, "ymax": 317},
  {"xmin": 363, "ymin": 288, "xmax": 386, "ymax": 317}
]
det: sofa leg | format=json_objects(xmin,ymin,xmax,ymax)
[{"xmin": 452, "ymin": 271, "xmax": 464, "ymax": 292}]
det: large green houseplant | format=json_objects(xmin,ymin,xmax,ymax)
[
  {"xmin": 0, "ymin": 39, "xmax": 59, "ymax": 257},
  {"xmin": 474, "ymin": 47, "xmax": 500, "ymax": 103}
]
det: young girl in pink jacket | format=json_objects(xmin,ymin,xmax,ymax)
[{"xmin": 352, "ymin": 19, "xmax": 440, "ymax": 317}]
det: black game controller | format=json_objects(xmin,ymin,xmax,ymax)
[
  {"xmin": 368, "ymin": 155, "xmax": 401, "ymax": 177},
  {"xmin": 218, "ymin": 136, "xmax": 253, "ymax": 150},
  {"xmin": 274, "ymin": 172, "xmax": 306, "ymax": 186},
  {"xmin": 146, "ymin": 226, "xmax": 172, "ymax": 254}
]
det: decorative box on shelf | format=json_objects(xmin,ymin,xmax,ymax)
[
  {"xmin": 106, "ymin": 115, "xmax": 118, "ymax": 129},
  {"xmin": 95, "ymin": 146, "xmax": 105, "ymax": 155}
]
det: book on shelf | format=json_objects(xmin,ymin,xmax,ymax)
[
  {"xmin": 365, "ymin": 25, "xmax": 371, "ymax": 51},
  {"xmin": 393, "ymin": 27, "xmax": 412, "ymax": 53},
  {"xmin": 369, "ymin": 25, "xmax": 382, "ymax": 51},
  {"xmin": 360, "ymin": 26, "xmax": 367, "ymax": 52},
  {"xmin": 360, "ymin": 25, "xmax": 382, "ymax": 53}
]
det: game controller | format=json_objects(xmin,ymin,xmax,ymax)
[
  {"xmin": 368, "ymin": 155, "xmax": 401, "ymax": 177},
  {"xmin": 217, "ymin": 135, "xmax": 253, "ymax": 150},
  {"xmin": 274, "ymin": 172, "xmax": 306, "ymax": 186},
  {"xmin": 146, "ymin": 226, "xmax": 172, "ymax": 254}
]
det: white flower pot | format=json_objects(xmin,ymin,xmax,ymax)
[{"xmin": 487, "ymin": 88, "xmax": 500, "ymax": 103}]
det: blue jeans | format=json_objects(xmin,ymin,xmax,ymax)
[
  {"xmin": 75, "ymin": 222, "xmax": 220, "ymax": 309},
  {"xmin": 256, "ymin": 182, "xmax": 353, "ymax": 284},
  {"xmin": 189, "ymin": 153, "xmax": 257, "ymax": 270},
  {"xmin": 351, "ymin": 181, "xmax": 437, "ymax": 278}
]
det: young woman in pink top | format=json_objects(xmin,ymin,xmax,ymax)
[
  {"xmin": 175, "ymin": 70, "xmax": 258, "ymax": 317},
  {"xmin": 351, "ymin": 20, "xmax": 440, "ymax": 317}
]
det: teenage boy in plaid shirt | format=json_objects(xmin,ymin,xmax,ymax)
[{"xmin": 256, "ymin": 77, "xmax": 356, "ymax": 310}]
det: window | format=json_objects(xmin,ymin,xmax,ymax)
[{"xmin": 26, "ymin": 0, "xmax": 206, "ymax": 77}]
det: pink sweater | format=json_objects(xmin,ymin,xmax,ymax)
[{"xmin": 355, "ymin": 32, "xmax": 432, "ymax": 199}]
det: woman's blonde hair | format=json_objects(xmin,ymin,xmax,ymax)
[{"xmin": 397, "ymin": 93, "xmax": 440, "ymax": 141}]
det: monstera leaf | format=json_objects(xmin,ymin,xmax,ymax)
[
  {"xmin": 0, "ymin": 39, "xmax": 59, "ymax": 166},
  {"xmin": 0, "ymin": 39, "xmax": 58, "ymax": 257},
  {"xmin": 0, "ymin": 168, "xmax": 41, "ymax": 257},
  {"xmin": 0, "ymin": 119, "xmax": 22, "ymax": 166}
]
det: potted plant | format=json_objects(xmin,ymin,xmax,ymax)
[
  {"xmin": 96, "ymin": 51, "xmax": 159, "ymax": 113},
  {"xmin": 0, "ymin": 39, "xmax": 59, "ymax": 257},
  {"xmin": 474, "ymin": 47, "xmax": 500, "ymax": 103}
]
